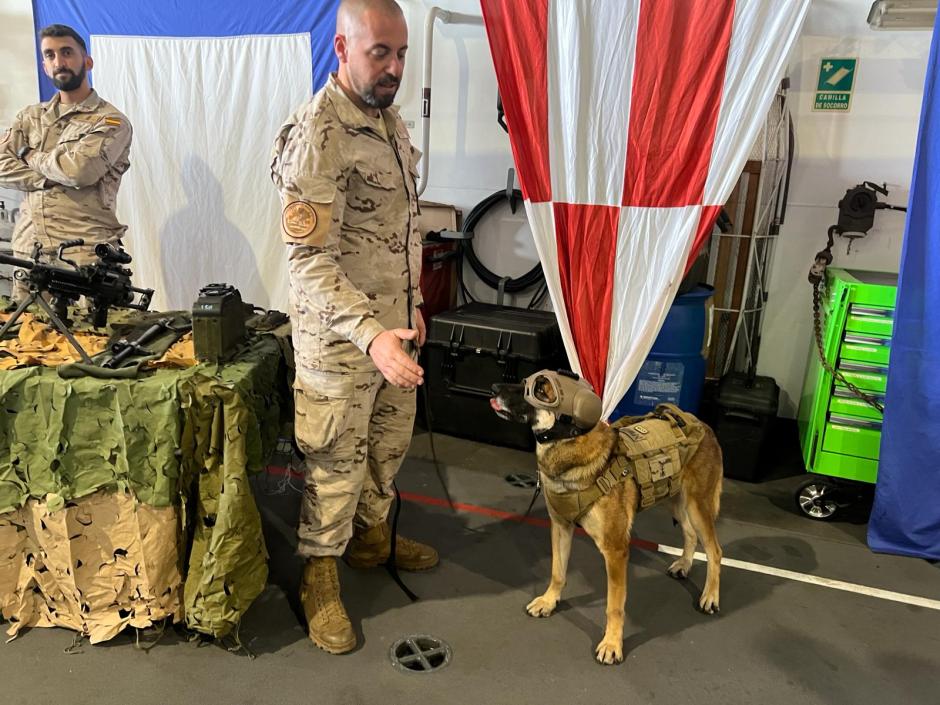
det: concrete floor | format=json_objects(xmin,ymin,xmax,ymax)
[{"xmin": 1, "ymin": 427, "xmax": 938, "ymax": 705}]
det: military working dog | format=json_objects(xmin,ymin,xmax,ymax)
[{"xmin": 490, "ymin": 370, "xmax": 723, "ymax": 664}]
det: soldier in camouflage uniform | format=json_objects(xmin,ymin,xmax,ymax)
[
  {"xmin": 270, "ymin": 0, "xmax": 437, "ymax": 655},
  {"xmin": 0, "ymin": 24, "xmax": 132, "ymax": 304}
]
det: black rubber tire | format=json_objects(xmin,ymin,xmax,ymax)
[{"xmin": 795, "ymin": 479, "xmax": 840, "ymax": 521}]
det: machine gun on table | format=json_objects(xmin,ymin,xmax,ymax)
[{"xmin": 0, "ymin": 239, "xmax": 154, "ymax": 363}]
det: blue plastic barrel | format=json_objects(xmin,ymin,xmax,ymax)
[{"xmin": 611, "ymin": 285, "xmax": 714, "ymax": 419}]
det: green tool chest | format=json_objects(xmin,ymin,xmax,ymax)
[{"xmin": 797, "ymin": 269, "xmax": 897, "ymax": 484}]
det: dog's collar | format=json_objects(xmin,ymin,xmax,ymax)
[{"xmin": 534, "ymin": 415, "xmax": 589, "ymax": 444}]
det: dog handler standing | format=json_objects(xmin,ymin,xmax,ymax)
[{"xmin": 270, "ymin": 0, "xmax": 437, "ymax": 654}]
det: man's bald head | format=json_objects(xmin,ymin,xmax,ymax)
[
  {"xmin": 334, "ymin": 0, "xmax": 408, "ymax": 113},
  {"xmin": 337, "ymin": 0, "xmax": 404, "ymax": 38}
]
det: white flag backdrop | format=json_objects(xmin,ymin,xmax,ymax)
[{"xmin": 92, "ymin": 34, "xmax": 313, "ymax": 311}]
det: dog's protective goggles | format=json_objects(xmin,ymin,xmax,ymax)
[{"xmin": 522, "ymin": 371, "xmax": 603, "ymax": 430}]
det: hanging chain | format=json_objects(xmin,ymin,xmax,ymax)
[{"xmin": 812, "ymin": 279, "xmax": 885, "ymax": 414}]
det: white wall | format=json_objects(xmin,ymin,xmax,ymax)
[
  {"xmin": 397, "ymin": 0, "xmax": 539, "ymax": 308},
  {"xmin": 758, "ymin": 0, "xmax": 930, "ymax": 416}
]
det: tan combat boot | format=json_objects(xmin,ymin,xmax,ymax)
[
  {"xmin": 345, "ymin": 522, "xmax": 439, "ymax": 571},
  {"xmin": 300, "ymin": 557, "xmax": 356, "ymax": 654}
]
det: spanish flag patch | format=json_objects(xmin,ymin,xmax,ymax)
[{"xmin": 104, "ymin": 117, "xmax": 122, "ymax": 126}]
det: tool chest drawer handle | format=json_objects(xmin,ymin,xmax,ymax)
[
  {"xmin": 838, "ymin": 361, "xmax": 888, "ymax": 374},
  {"xmin": 828, "ymin": 414, "xmax": 882, "ymax": 430},
  {"xmin": 832, "ymin": 387, "xmax": 885, "ymax": 403},
  {"xmin": 848, "ymin": 305, "xmax": 893, "ymax": 318},
  {"xmin": 843, "ymin": 334, "xmax": 890, "ymax": 346}
]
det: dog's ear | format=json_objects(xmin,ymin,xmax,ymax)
[{"xmin": 572, "ymin": 389, "xmax": 602, "ymax": 429}]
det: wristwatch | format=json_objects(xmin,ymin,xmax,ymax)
[{"xmin": 16, "ymin": 145, "xmax": 31, "ymax": 161}]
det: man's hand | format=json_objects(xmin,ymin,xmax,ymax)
[
  {"xmin": 368, "ymin": 328, "xmax": 424, "ymax": 388},
  {"xmin": 415, "ymin": 308, "xmax": 427, "ymax": 347}
]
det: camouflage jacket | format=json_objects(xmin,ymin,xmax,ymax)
[
  {"xmin": 0, "ymin": 90, "xmax": 132, "ymax": 256},
  {"xmin": 270, "ymin": 74, "xmax": 422, "ymax": 375}
]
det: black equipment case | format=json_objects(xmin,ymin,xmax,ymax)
[
  {"xmin": 712, "ymin": 372, "xmax": 780, "ymax": 482},
  {"xmin": 423, "ymin": 302, "xmax": 567, "ymax": 450}
]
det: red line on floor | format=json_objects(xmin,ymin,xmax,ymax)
[
  {"xmin": 399, "ymin": 490, "xmax": 661, "ymax": 552},
  {"xmin": 399, "ymin": 490, "xmax": 555, "ymax": 529},
  {"xmin": 263, "ymin": 466, "xmax": 660, "ymax": 553}
]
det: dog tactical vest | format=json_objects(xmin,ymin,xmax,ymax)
[{"xmin": 543, "ymin": 404, "xmax": 706, "ymax": 522}]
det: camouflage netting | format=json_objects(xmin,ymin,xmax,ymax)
[
  {"xmin": 0, "ymin": 490, "xmax": 183, "ymax": 643},
  {"xmin": 0, "ymin": 333, "xmax": 288, "ymax": 641}
]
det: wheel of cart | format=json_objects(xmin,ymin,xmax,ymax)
[
  {"xmin": 794, "ymin": 478, "xmax": 841, "ymax": 521},
  {"xmin": 794, "ymin": 476, "xmax": 875, "ymax": 521}
]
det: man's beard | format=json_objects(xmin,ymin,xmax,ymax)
[
  {"xmin": 52, "ymin": 64, "xmax": 86, "ymax": 92},
  {"xmin": 360, "ymin": 74, "xmax": 400, "ymax": 109}
]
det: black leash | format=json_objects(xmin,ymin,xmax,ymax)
[
  {"xmin": 522, "ymin": 480, "xmax": 542, "ymax": 519},
  {"xmin": 420, "ymin": 364, "xmax": 487, "ymax": 538},
  {"xmin": 382, "ymin": 342, "xmax": 479, "ymax": 601},
  {"xmin": 385, "ymin": 481, "xmax": 419, "ymax": 602},
  {"xmin": 421, "ymin": 377, "xmax": 457, "ymax": 512}
]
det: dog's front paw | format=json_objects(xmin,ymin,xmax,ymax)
[
  {"xmin": 594, "ymin": 639, "xmax": 624, "ymax": 665},
  {"xmin": 667, "ymin": 559, "xmax": 691, "ymax": 580},
  {"xmin": 698, "ymin": 592, "xmax": 720, "ymax": 615},
  {"xmin": 525, "ymin": 595, "xmax": 558, "ymax": 618}
]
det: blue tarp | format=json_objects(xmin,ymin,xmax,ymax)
[
  {"xmin": 868, "ymin": 12, "xmax": 940, "ymax": 561},
  {"xmin": 31, "ymin": 0, "xmax": 339, "ymax": 100}
]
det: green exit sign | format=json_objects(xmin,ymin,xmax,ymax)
[{"xmin": 814, "ymin": 57, "xmax": 858, "ymax": 112}]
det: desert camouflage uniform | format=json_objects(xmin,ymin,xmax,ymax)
[
  {"xmin": 270, "ymin": 74, "xmax": 423, "ymax": 557},
  {"xmin": 0, "ymin": 90, "xmax": 132, "ymax": 302}
]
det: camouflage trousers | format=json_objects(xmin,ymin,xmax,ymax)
[{"xmin": 294, "ymin": 368, "xmax": 417, "ymax": 558}]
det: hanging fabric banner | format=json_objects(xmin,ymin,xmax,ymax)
[{"xmin": 479, "ymin": 0, "xmax": 809, "ymax": 417}]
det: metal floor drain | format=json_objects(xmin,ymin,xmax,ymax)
[
  {"xmin": 505, "ymin": 472, "xmax": 537, "ymax": 489},
  {"xmin": 390, "ymin": 635, "xmax": 452, "ymax": 673}
]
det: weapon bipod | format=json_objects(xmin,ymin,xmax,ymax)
[{"xmin": 0, "ymin": 288, "xmax": 93, "ymax": 364}]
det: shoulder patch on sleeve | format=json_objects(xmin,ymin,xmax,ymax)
[
  {"xmin": 283, "ymin": 201, "xmax": 317, "ymax": 238},
  {"xmin": 281, "ymin": 200, "xmax": 331, "ymax": 246},
  {"xmin": 104, "ymin": 117, "xmax": 122, "ymax": 126}
]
